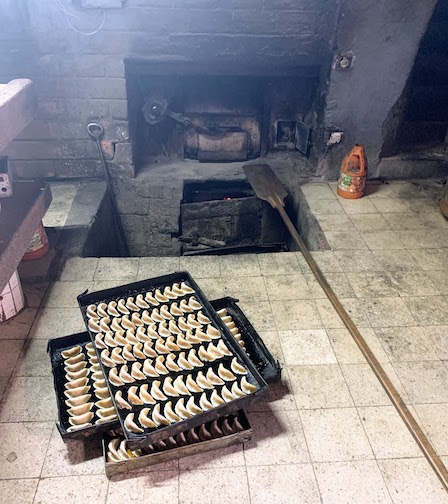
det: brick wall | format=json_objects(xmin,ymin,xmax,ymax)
[{"xmin": 0, "ymin": 0, "xmax": 336, "ymax": 179}]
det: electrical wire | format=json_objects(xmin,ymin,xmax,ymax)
[{"xmin": 52, "ymin": 0, "xmax": 106, "ymax": 36}]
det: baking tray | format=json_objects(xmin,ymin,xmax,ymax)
[
  {"xmin": 78, "ymin": 271, "xmax": 268, "ymax": 450},
  {"xmin": 103, "ymin": 410, "xmax": 251, "ymax": 477},
  {"xmin": 47, "ymin": 332, "xmax": 120, "ymax": 441},
  {"xmin": 210, "ymin": 297, "xmax": 281, "ymax": 383}
]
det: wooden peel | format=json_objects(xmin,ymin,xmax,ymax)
[{"xmin": 244, "ymin": 163, "xmax": 448, "ymax": 492}]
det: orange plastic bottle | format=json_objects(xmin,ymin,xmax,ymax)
[{"xmin": 337, "ymin": 144, "xmax": 368, "ymax": 199}]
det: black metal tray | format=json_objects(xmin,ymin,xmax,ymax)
[
  {"xmin": 102, "ymin": 410, "xmax": 252, "ymax": 477},
  {"xmin": 77, "ymin": 271, "xmax": 268, "ymax": 450},
  {"xmin": 47, "ymin": 332, "xmax": 120, "ymax": 441},
  {"xmin": 210, "ymin": 297, "xmax": 282, "ymax": 383}
]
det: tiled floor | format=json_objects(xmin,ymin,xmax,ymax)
[{"xmin": 1, "ymin": 180, "xmax": 448, "ymax": 502}]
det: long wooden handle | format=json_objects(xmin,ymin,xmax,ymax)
[{"xmin": 276, "ymin": 204, "xmax": 448, "ymax": 492}]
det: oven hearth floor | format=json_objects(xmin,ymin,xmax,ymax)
[{"xmin": 1, "ymin": 182, "xmax": 448, "ymax": 502}]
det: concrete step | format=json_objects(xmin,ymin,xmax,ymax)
[{"xmin": 376, "ymin": 151, "xmax": 448, "ymax": 180}]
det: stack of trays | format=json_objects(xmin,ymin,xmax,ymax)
[{"xmin": 77, "ymin": 272, "xmax": 268, "ymax": 449}]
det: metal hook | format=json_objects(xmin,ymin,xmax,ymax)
[{"xmin": 87, "ymin": 122, "xmax": 104, "ymax": 140}]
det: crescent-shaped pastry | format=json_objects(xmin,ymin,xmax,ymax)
[
  {"xmin": 194, "ymin": 328, "xmax": 211, "ymax": 342},
  {"xmin": 230, "ymin": 357, "xmax": 247, "ymax": 375},
  {"xmin": 178, "ymin": 317, "xmax": 190, "ymax": 332},
  {"xmin": 176, "ymin": 335, "xmax": 192, "ymax": 350},
  {"xmin": 104, "ymin": 332, "xmax": 117, "ymax": 348},
  {"xmin": 186, "ymin": 396, "xmax": 202, "ymax": 415},
  {"xmin": 67, "ymin": 402, "xmax": 93, "ymax": 416},
  {"xmin": 96, "ymin": 406, "xmax": 116, "ymax": 419},
  {"xmin": 95, "ymin": 387, "xmax": 110, "ymax": 400},
  {"xmin": 198, "ymin": 345, "xmax": 213, "ymax": 362},
  {"xmin": 121, "ymin": 316, "xmax": 135, "ymax": 331},
  {"xmin": 217, "ymin": 340, "xmax": 232, "ymax": 356},
  {"xmin": 170, "ymin": 302, "xmax": 183, "ymax": 317},
  {"xmin": 220, "ymin": 315, "xmax": 233, "ymax": 324},
  {"xmin": 88, "ymin": 319, "xmax": 101, "ymax": 333},
  {"xmin": 217, "ymin": 363, "xmax": 235, "ymax": 382},
  {"xmin": 187, "ymin": 349, "xmax": 203, "ymax": 367},
  {"xmin": 187, "ymin": 314, "xmax": 201, "ymax": 328},
  {"xmin": 197, "ymin": 311, "xmax": 211, "ymax": 325},
  {"xmin": 143, "ymin": 359, "xmax": 159, "ymax": 377},
  {"xmin": 96, "ymin": 414, "xmax": 117, "ymax": 425},
  {"xmin": 185, "ymin": 374, "xmax": 203, "ymax": 394},
  {"xmin": 86, "ymin": 305, "xmax": 98, "ymax": 320},
  {"xmin": 139, "ymin": 408, "xmax": 157, "ymax": 429},
  {"xmin": 154, "ymin": 289, "xmax": 169, "ymax": 303},
  {"xmin": 173, "ymin": 375, "xmax": 190, "ymax": 396},
  {"xmin": 131, "ymin": 362, "xmax": 146, "ymax": 380},
  {"xmin": 136, "ymin": 326, "xmax": 151, "ymax": 343},
  {"xmin": 89, "ymin": 358, "xmax": 99, "ymax": 367},
  {"xmin": 64, "ymin": 360, "xmax": 87, "ymax": 373},
  {"xmin": 67, "ymin": 423, "xmax": 91, "ymax": 432},
  {"xmin": 144, "ymin": 291, "xmax": 159, "ymax": 306},
  {"xmin": 152, "ymin": 403, "xmax": 170, "ymax": 426},
  {"xmin": 115, "ymin": 390, "xmax": 132, "ymax": 410},
  {"xmin": 163, "ymin": 377, "xmax": 179, "ymax": 398},
  {"xmin": 90, "ymin": 363, "xmax": 101, "ymax": 373},
  {"xmin": 108, "ymin": 438, "xmax": 120, "ymax": 461},
  {"xmin": 133, "ymin": 343, "xmax": 146, "ymax": 360},
  {"xmin": 117, "ymin": 440, "xmax": 133, "ymax": 460},
  {"xmin": 222, "ymin": 417, "xmax": 234, "ymax": 436},
  {"xmin": 97, "ymin": 303, "xmax": 108, "ymax": 318},
  {"xmin": 135, "ymin": 293, "xmax": 150, "ymax": 309},
  {"xmin": 68, "ymin": 411, "xmax": 94, "ymax": 426},
  {"xmin": 65, "ymin": 394, "xmax": 91, "ymax": 408},
  {"xmin": 119, "ymin": 365, "xmax": 135, "ymax": 384},
  {"xmin": 65, "ymin": 353, "xmax": 85, "ymax": 365},
  {"xmin": 179, "ymin": 299, "xmax": 193, "ymax": 313},
  {"xmin": 99, "ymin": 317, "xmax": 111, "ymax": 333},
  {"xmin": 232, "ymin": 416, "xmax": 244, "ymax": 432},
  {"xmin": 185, "ymin": 331, "xmax": 201, "ymax": 344},
  {"xmin": 128, "ymin": 386, "xmax": 144, "ymax": 405},
  {"xmin": 111, "ymin": 347, "xmax": 126, "ymax": 365},
  {"xmin": 155, "ymin": 356, "xmax": 169, "ymax": 375},
  {"xmin": 126, "ymin": 297, "xmax": 139, "ymax": 311},
  {"xmin": 166, "ymin": 353, "xmax": 181, "ymax": 372},
  {"xmin": 155, "ymin": 338, "xmax": 169, "ymax": 355},
  {"xmin": 158, "ymin": 322, "xmax": 171, "ymax": 338},
  {"xmin": 117, "ymin": 299, "xmax": 130, "ymax": 314},
  {"xmin": 206, "ymin": 342, "xmax": 223, "ymax": 360},
  {"xmin": 131, "ymin": 312, "xmax": 144, "ymax": 327},
  {"xmin": 95, "ymin": 334, "xmax": 107, "ymax": 349},
  {"xmin": 143, "ymin": 341, "xmax": 157, "ymax": 358},
  {"xmin": 188, "ymin": 296, "xmax": 202, "ymax": 311},
  {"xmin": 199, "ymin": 393, "xmax": 213, "ymax": 411},
  {"xmin": 64, "ymin": 385, "xmax": 90, "ymax": 399},
  {"xmin": 107, "ymin": 301, "xmax": 119, "ymax": 317},
  {"xmin": 231, "ymin": 381, "xmax": 246, "ymax": 398},
  {"xmin": 125, "ymin": 329, "xmax": 139, "ymax": 345},
  {"xmin": 206, "ymin": 325, "xmax": 221, "ymax": 339},
  {"xmin": 166, "ymin": 437, "xmax": 177, "ymax": 450},
  {"xmin": 91, "ymin": 371, "xmax": 104, "ymax": 381},
  {"xmin": 216, "ymin": 308, "xmax": 227, "ymax": 317},
  {"xmin": 164, "ymin": 401, "xmax": 181, "ymax": 422},
  {"xmin": 210, "ymin": 389, "xmax": 225, "ymax": 407},
  {"xmin": 180, "ymin": 282, "xmax": 195, "ymax": 294},
  {"xmin": 240, "ymin": 376, "xmax": 258, "ymax": 394},
  {"xmin": 65, "ymin": 368, "xmax": 89, "ymax": 381},
  {"xmin": 163, "ymin": 286, "xmax": 178, "ymax": 300},
  {"xmin": 165, "ymin": 336, "xmax": 180, "ymax": 352},
  {"xmin": 109, "ymin": 367, "xmax": 124, "ymax": 387},
  {"xmin": 139, "ymin": 384, "xmax": 156, "ymax": 404},
  {"xmin": 150, "ymin": 380, "xmax": 167, "ymax": 401},
  {"xmin": 124, "ymin": 413, "xmax": 144, "ymax": 433},
  {"xmin": 155, "ymin": 440, "xmax": 168, "ymax": 451},
  {"xmin": 171, "ymin": 283, "xmax": 184, "ymax": 296},
  {"xmin": 210, "ymin": 419, "xmax": 224, "ymax": 438},
  {"xmin": 101, "ymin": 349, "xmax": 116, "ymax": 368},
  {"xmin": 65, "ymin": 377, "xmax": 89, "ymax": 390},
  {"xmin": 114, "ymin": 331, "xmax": 128, "ymax": 347},
  {"xmin": 230, "ymin": 327, "xmax": 240, "ymax": 335},
  {"xmin": 141, "ymin": 310, "xmax": 153, "ymax": 325},
  {"xmin": 160, "ymin": 305, "xmax": 174, "ymax": 320},
  {"xmin": 225, "ymin": 321, "xmax": 236, "ymax": 330},
  {"xmin": 147, "ymin": 324, "xmax": 159, "ymax": 339},
  {"xmin": 199, "ymin": 424, "xmax": 213, "ymax": 441},
  {"xmin": 88, "ymin": 349, "xmax": 97, "ymax": 359},
  {"xmin": 168, "ymin": 320, "xmax": 181, "ymax": 335},
  {"xmin": 173, "ymin": 399, "xmax": 190, "ymax": 420},
  {"xmin": 206, "ymin": 367, "xmax": 224, "ymax": 386},
  {"xmin": 110, "ymin": 318, "xmax": 123, "ymax": 332},
  {"xmin": 122, "ymin": 344, "xmax": 136, "ymax": 362},
  {"xmin": 195, "ymin": 371, "xmax": 213, "ymax": 390},
  {"xmin": 187, "ymin": 427, "xmax": 200, "ymax": 443},
  {"xmin": 177, "ymin": 352, "xmax": 193, "ymax": 370}
]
